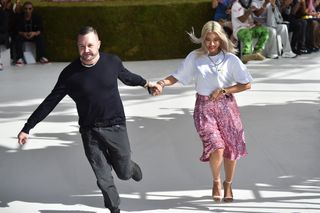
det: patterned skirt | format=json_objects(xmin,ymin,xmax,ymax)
[{"xmin": 193, "ymin": 93, "xmax": 247, "ymax": 162}]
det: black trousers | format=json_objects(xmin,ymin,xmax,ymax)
[
  {"xmin": 80, "ymin": 124, "xmax": 136, "ymax": 211},
  {"xmin": 16, "ymin": 34, "xmax": 46, "ymax": 61}
]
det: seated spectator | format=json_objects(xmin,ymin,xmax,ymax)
[
  {"xmin": 252, "ymin": 0, "xmax": 279, "ymax": 58},
  {"xmin": 304, "ymin": 0, "xmax": 320, "ymax": 51},
  {"xmin": 212, "ymin": 0, "xmax": 235, "ymax": 40},
  {"xmin": 252, "ymin": 0, "xmax": 297, "ymax": 58},
  {"xmin": 0, "ymin": 1, "xmax": 10, "ymax": 70},
  {"xmin": 1, "ymin": 0, "xmax": 23, "ymax": 64},
  {"xmin": 314, "ymin": 0, "xmax": 320, "ymax": 48},
  {"xmin": 281, "ymin": 0, "xmax": 309, "ymax": 54},
  {"xmin": 231, "ymin": 0, "xmax": 270, "ymax": 63},
  {"xmin": 15, "ymin": 1, "xmax": 49, "ymax": 66}
]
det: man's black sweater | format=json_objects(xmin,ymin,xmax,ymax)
[{"xmin": 22, "ymin": 53, "xmax": 147, "ymax": 134}]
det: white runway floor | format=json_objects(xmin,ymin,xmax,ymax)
[{"xmin": 1, "ymin": 52, "xmax": 320, "ymax": 213}]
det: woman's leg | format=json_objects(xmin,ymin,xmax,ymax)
[
  {"xmin": 209, "ymin": 148, "xmax": 224, "ymax": 201},
  {"xmin": 223, "ymin": 158, "xmax": 237, "ymax": 202},
  {"xmin": 224, "ymin": 158, "xmax": 237, "ymax": 182}
]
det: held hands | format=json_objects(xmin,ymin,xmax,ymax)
[
  {"xmin": 17, "ymin": 131, "xmax": 29, "ymax": 145},
  {"xmin": 145, "ymin": 81, "xmax": 163, "ymax": 96}
]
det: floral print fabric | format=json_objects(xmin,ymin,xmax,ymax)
[{"xmin": 193, "ymin": 93, "xmax": 247, "ymax": 161}]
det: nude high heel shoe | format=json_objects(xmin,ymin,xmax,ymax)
[
  {"xmin": 223, "ymin": 181, "xmax": 233, "ymax": 202},
  {"xmin": 212, "ymin": 180, "xmax": 222, "ymax": 202}
]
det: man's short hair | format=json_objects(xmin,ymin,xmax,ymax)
[{"xmin": 79, "ymin": 26, "xmax": 98, "ymax": 36}]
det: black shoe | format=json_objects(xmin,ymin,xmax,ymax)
[
  {"xmin": 132, "ymin": 162, "xmax": 142, "ymax": 182},
  {"xmin": 111, "ymin": 208, "xmax": 120, "ymax": 213},
  {"xmin": 299, "ymin": 48, "xmax": 310, "ymax": 54},
  {"xmin": 292, "ymin": 49, "xmax": 302, "ymax": 55}
]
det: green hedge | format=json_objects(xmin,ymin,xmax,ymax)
[{"xmin": 33, "ymin": 1, "xmax": 212, "ymax": 61}]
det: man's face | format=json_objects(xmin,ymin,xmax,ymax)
[
  {"xmin": 77, "ymin": 32, "xmax": 101, "ymax": 65},
  {"xmin": 23, "ymin": 3, "xmax": 33, "ymax": 15}
]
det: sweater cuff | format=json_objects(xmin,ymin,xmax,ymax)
[
  {"xmin": 141, "ymin": 79, "xmax": 147, "ymax": 87},
  {"xmin": 21, "ymin": 123, "xmax": 32, "ymax": 134}
]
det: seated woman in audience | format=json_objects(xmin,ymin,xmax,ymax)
[
  {"xmin": 280, "ymin": 0, "xmax": 309, "ymax": 54},
  {"xmin": 304, "ymin": 0, "xmax": 320, "ymax": 51}
]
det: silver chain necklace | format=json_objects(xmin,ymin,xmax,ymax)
[{"xmin": 208, "ymin": 51, "xmax": 225, "ymax": 72}]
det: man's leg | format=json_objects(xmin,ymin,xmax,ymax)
[
  {"xmin": 81, "ymin": 129, "xmax": 120, "ymax": 212},
  {"xmin": 263, "ymin": 27, "xmax": 278, "ymax": 58},
  {"xmin": 237, "ymin": 28, "xmax": 253, "ymax": 55},
  {"xmin": 32, "ymin": 35, "xmax": 47, "ymax": 61},
  {"xmin": 93, "ymin": 124, "xmax": 142, "ymax": 182},
  {"xmin": 252, "ymin": 25, "xmax": 269, "ymax": 53},
  {"xmin": 277, "ymin": 24, "xmax": 292, "ymax": 53}
]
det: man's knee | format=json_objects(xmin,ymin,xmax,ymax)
[
  {"xmin": 113, "ymin": 158, "xmax": 132, "ymax": 180},
  {"xmin": 115, "ymin": 169, "xmax": 131, "ymax": 180}
]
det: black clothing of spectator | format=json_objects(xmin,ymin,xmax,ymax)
[
  {"xmin": 15, "ymin": 1, "xmax": 48, "ymax": 64},
  {"xmin": 0, "ymin": 7, "xmax": 10, "ymax": 49}
]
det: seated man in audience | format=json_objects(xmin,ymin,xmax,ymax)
[
  {"xmin": 231, "ymin": 0, "xmax": 270, "ymax": 63},
  {"xmin": 252, "ymin": 0, "xmax": 297, "ymax": 58},
  {"xmin": 15, "ymin": 1, "xmax": 49, "ymax": 66}
]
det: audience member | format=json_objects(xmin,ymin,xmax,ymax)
[
  {"xmin": 0, "ymin": 1, "xmax": 10, "ymax": 70},
  {"xmin": 280, "ymin": 0, "xmax": 309, "ymax": 54},
  {"xmin": 304, "ymin": 0, "xmax": 320, "ymax": 51},
  {"xmin": 3, "ymin": 0, "xmax": 23, "ymax": 64},
  {"xmin": 231, "ymin": 0, "xmax": 270, "ymax": 63},
  {"xmin": 315, "ymin": 0, "xmax": 320, "ymax": 48},
  {"xmin": 252, "ymin": 0, "xmax": 297, "ymax": 58},
  {"xmin": 15, "ymin": 1, "xmax": 49, "ymax": 66},
  {"xmin": 212, "ymin": 0, "xmax": 235, "ymax": 40},
  {"xmin": 252, "ymin": 0, "xmax": 279, "ymax": 58}
]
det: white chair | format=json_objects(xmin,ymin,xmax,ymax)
[
  {"xmin": 23, "ymin": 41, "xmax": 36, "ymax": 64},
  {"xmin": 0, "ymin": 44, "xmax": 11, "ymax": 67}
]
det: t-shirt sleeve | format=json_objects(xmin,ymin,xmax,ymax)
[
  {"xmin": 172, "ymin": 51, "xmax": 197, "ymax": 85},
  {"xmin": 229, "ymin": 55, "xmax": 253, "ymax": 84}
]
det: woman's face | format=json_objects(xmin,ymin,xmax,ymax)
[{"xmin": 204, "ymin": 32, "xmax": 221, "ymax": 55}]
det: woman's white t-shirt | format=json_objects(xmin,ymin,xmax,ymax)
[{"xmin": 172, "ymin": 50, "xmax": 253, "ymax": 96}]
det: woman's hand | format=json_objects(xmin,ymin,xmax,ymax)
[{"xmin": 209, "ymin": 88, "xmax": 223, "ymax": 101}]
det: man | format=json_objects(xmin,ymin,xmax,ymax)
[
  {"xmin": 252, "ymin": 0, "xmax": 297, "ymax": 58},
  {"xmin": 15, "ymin": 1, "xmax": 49, "ymax": 66},
  {"xmin": 17, "ymin": 26, "xmax": 155, "ymax": 213},
  {"xmin": 231, "ymin": 0, "xmax": 270, "ymax": 63}
]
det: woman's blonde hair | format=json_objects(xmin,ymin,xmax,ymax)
[{"xmin": 187, "ymin": 20, "xmax": 237, "ymax": 55}]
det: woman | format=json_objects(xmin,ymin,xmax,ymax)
[{"xmin": 153, "ymin": 21, "xmax": 252, "ymax": 202}]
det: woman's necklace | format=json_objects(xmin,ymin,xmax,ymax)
[{"xmin": 208, "ymin": 51, "xmax": 225, "ymax": 72}]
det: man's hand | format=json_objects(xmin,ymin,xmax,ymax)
[
  {"xmin": 18, "ymin": 131, "xmax": 29, "ymax": 145},
  {"xmin": 148, "ymin": 82, "xmax": 163, "ymax": 96}
]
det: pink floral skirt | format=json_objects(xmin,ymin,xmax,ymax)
[{"xmin": 193, "ymin": 93, "xmax": 247, "ymax": 161}]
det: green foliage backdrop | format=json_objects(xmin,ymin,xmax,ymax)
[{"xmin": 32, "ymin": 0, "xmax": 212, "ymax": 61}]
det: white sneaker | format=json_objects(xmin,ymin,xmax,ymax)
[
  {"xmin": 40, "ymin": 57, "xmax": 50, "ymax": 64},
  {"xmin": 282, "ymin": 51, "xmax": 297, "ymax": 58}
]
